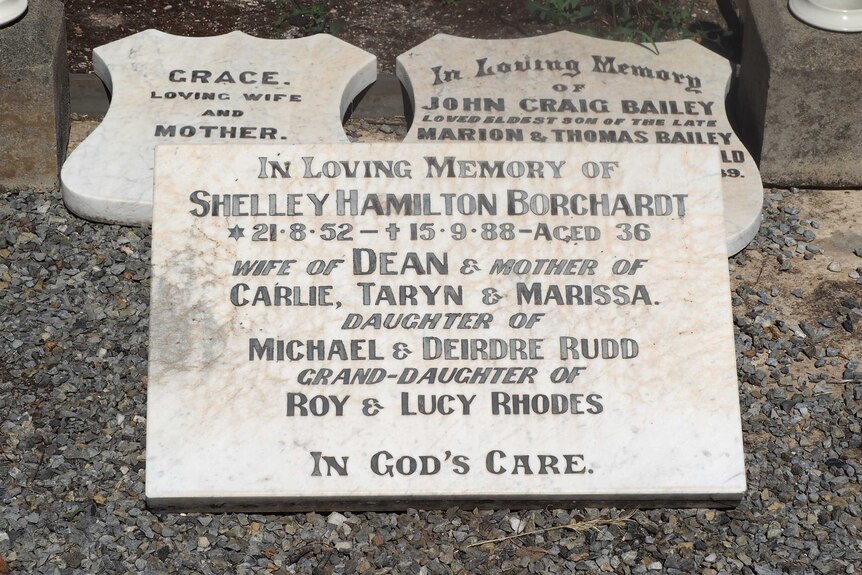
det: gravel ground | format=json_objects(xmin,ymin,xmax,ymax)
[{"xmin": 1, "ymin": 167, "xmax": 861, "ymax": 573}]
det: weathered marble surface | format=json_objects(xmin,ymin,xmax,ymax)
[
  {"xmin": 396, "ymin": 32, "xmax": 763, "ymax": 255},
  {"xmin": 147, "ymin": 142, "xmax": 745, "ymax": 510},
  {"xmin": 61, "ymin": 30, "xmax": 375, "ymax": 225}
]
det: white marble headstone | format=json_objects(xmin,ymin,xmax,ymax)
[
  {"xmin": 396, "ymin": 32, "xmax": 763, "ymax": 255},
  {"xmin": 147, "ymin": 142, "xmax": 745, "ymax": 511},
  {"xmin": 61, "ymin": 30, "xmax": 376, "ymax": 225}
]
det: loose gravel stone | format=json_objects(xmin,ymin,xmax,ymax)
[{"xmin": 1, "ymin": 185, "xmax": 860, "ymax": 575}]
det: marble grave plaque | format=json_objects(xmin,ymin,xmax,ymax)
[
  {"xmin": 147, "ymin": 142, "xmax": 745, "ymax": 510},
  {"xmin": 61, "ymin": 30, "xmax": 376, "ymax": 225},
  {"xmin": 397, "ymin": 32, "xmax": 763, "ymax": 255}
]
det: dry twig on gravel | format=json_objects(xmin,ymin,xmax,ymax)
[{"xmin": 467, "ymin": 511, "xmax": 635, "ymax": 548}]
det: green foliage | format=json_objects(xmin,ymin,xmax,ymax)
[
  {"xmin": 526, "ymin": 0, "xmax": 594, "ymax": 24},
  {"xmin": 524, "ymin": 0, "xmax": 730, "ymax": 53},
  {"xmin": 604, "ymin": 0, "xmax": 655, "ymax": 46},
  {"xmin": 274, "ymin": 0, "xmax": 345, "ymax": 35},
  {"xmin": 649, "ymin": 0, "xmax": 694, "ymax": 33},
  {"xmin": 641, "ymin": 0, "xmax": 736, "ymax": 48}
]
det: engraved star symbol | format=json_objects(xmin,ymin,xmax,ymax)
[{"xmin": 228, "ymin": 225, "xmax": 245, "ymax": 241}]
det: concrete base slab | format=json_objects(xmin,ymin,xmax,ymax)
[
  {"xmin": 0, "ymin": 0, "xmax": 69, "ymax": 191},
  {"xmin": 738, "ymin": 0, "xmax": 862, "ymax": 187}
]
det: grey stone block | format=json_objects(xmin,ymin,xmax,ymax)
[
  {"xmin": 738, "ymin": 0, "xmax": 862, "ymax": 187},
  {"xmin": 0, "ymin": 0, "xmax": 69, "ymax": 191}
]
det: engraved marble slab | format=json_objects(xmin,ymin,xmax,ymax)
[
  {"xmin": 147, "ymin": 142, "xmax": 745, "ymax": 511},
  {"xmin": 61, "ymin": 30, "xmax": 376, "ymax": 225},
  {"xmin": 396, "ymin": 32, "xmax": 763, "ymax": 255}
]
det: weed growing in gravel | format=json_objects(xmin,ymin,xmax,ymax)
[
  {"xmin": 274, "ymin": 0, "xmax": 344, "ymax": 35},
  {"xmin": 604, "ymin": 0, "xmax": 656, "ymax": 45},
  {"xmin": 526, "ymin": 0, "xmax": 594, "ymax": 23},
  {"xmin": 526, "ymin": 0, "xmax": 729, "ymax": 50}
]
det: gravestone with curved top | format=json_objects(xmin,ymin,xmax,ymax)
[
  {"xmin": 397, "ymin": 32, "xmax": 763, "ymax": 255},
  {"xmin": 61, "ymin": 30, "xmax": 376, "ymax": 225}
]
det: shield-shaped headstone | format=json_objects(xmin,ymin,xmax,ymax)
[
  {"xmin": 62, "ymin": 30, "xmax": 376, "ymax": 225},
  {"xmin": 397, "ymin": 32, "xmax": 762, "ymax": 255}
]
